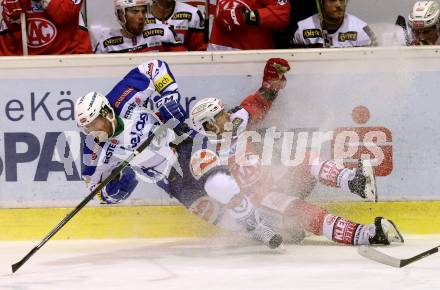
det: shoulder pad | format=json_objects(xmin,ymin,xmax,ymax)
[
  {"xmin": 143, "ymin": 28, "xmax": 165, "ymax": 38},
  {"xmin": 172, "ymin": 12, "xmax": 193, "ymax": 20},
  {"xmin": 190, "ymin": 149, "xmax": 220, "ymax": 180},
  {"xmin": 228, "ymin": 106, "xmax": 243, "ymax": 113},
  {"xmin": 103, "ymin": 36, "xmax": 124, "ymax": 48}
]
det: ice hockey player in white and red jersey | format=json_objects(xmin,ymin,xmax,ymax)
[
  {"xmin": 149, "ymin": 0, "xmax": 207, "ymax": 51},
  {"xmin": 187, "ymin": 58, "xmax": 404, "ymax": 246},
  {"xmin": 94, "ymin": 0, "xmax": 185, "ymax": 53},
  {"xmin": 293, "ymin": 0, "xmax": 377, "ymax": 48},
  {"xmin": 74, "ymin": 59, "xmax": 283, "ymax": 249},
  {"xmin": 407, "ymin": 0, "xmax": 440, "ymax": 45}
]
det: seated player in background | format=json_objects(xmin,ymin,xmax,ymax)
[
  {"xmin": 0, "ymin": 0, "xmax": 91, "ymax": 55},
  {"xmin": 187, "ymin": 58, "xmax": 404, "ymax": 246},
  {"xmin": 407, "ymin": 0, "xmax": 440, "ymax": 45},
  {"xmin": 74, "ymin": 59, "xmax": 283, "ymax": 249},
  {"xmin": 293, "ymin": 0, "xmax": 377, "ymax": 48},
  {"xmin": 208, "ymin": 0, "xmax": 290, "ymax": 50},
  {"xmin": 94, "ymin": 0, "xmax": 185, "ymax": 53},
  {"xmin": 149, "ymin": 0, "xmax": 207, "ymax": 51}
]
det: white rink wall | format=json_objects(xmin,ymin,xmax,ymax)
[{"xmin": 0, "ymin": 47, "xmax": 439, "ymax": 207}]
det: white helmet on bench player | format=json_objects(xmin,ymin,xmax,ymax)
[
  {"xmin": 114, "ymin": 0, "xmax": 151, "ymax": 31},
  {"xmin": 408, "ymin": 0, "xmax": 440, "ymax": 30},
  {"xmin": 75, "ymin": 91, "xmax": 116, "ymax": 139},
  {"xmin": 190, "ymin": 97, "xmax": 224, "ymax": 135}
]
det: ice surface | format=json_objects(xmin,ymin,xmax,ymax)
[{"xmin": 0, "ymin": 235, "xmax": 439, "ymax": 290}]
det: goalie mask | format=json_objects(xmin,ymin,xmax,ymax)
[
  {"xmin": 190, "ymin": 98, "xmax": 225, "ymax": 135},
  {"xmin": 75, "ymin": 92, "xmax": 116, "ymax": 141}
]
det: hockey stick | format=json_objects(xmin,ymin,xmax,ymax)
[
  {"xmin": 20, "ymin": 13, "xmax": 28, "ymax": 55},
  {"xmin": 11, "ymin": 125, "xmax": 164, "ymax": 273},
  {"xmin": 315, "ymin": 0, "xmax": 330, "ymax": 48},
  {"xmin": 358, "ymin": 245, "xmax": 439, "ymax": 268},
  {"xmin": 395, "ymin": 15, "xmax": 410, "ymax": 46}
]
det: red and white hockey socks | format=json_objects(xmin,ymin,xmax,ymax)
[
  {"xmin": 311, "ymin": 160, "xmax": 355, "ymax": 191},
  {"xmin": 322, "ymin": 214, "xmax": 376, "ymax": 245}
]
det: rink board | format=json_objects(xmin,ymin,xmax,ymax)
[
  {"xmin": 1, "ymin": 201, "xmax": 440, "ymax": 240},
  {"xmin": 2, "ymin": 48, "xmax": 440, "ymax": 207}
]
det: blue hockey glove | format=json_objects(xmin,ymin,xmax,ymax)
[
  {"xmin": 99, "ymin": 167, "xmax": 138, "ymax": 204},
  {"xmin": 159, "ymin": 98, "xmax": 188, "ymax": 125}
]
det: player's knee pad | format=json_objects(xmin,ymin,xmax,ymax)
[{"xmin": 188, "ymin": 196, "xmax": 222, "ymax": 225}]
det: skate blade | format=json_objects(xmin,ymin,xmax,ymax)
[
  {"xmin": 382, "ymin": 219, "xmax": 405, "ymax": 244},
  {"xmin": 362, "ymin": 159, "xmax": 378, "ymax": 202}
]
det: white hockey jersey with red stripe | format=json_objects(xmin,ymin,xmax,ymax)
[
  {"xmin": 293, "ymin": 13, "xmax": 377, "ymax": 48},
  {"xmin": 94, "ymin": 23, "xmax": 184, "ymax": 53},
  {"xmin": 148, "ymin": 1, "xmax": 207, "ymax": 51}
]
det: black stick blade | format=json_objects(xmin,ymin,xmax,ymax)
[
  {"xmin": 12, "ymin": 247, "xmax": 39, "ymax": 273},
  {"xmin": 395, "ymin": 15, "xmax": 406, "ymax": 28}
]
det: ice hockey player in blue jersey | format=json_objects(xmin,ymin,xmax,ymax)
[{"xmin": 74, "ymin": 59, "xmax": 283, "ymax": 249}]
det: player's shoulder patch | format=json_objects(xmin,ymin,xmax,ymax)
[
  {"xmin": 231, "ymin": 117, "xmax": 243, "ymax": 134},
  {"xmin": 190, "ymin": 149, "xmax": 220, "ymax": 180},
  {"xmin": 228, "ymin": 106, "xmax": 242, "ymax": 113},
  {"xmin": 303, "ymin": 29, "xmax": 322, "ymax": 39},
  {"xmin": 103, "ymin": 36, "xmax": 124, "ymax": 48},
  {"xmin": 338, "ymin": 31, "xmax": 358, "ymax": 42},
  {"xmin": 172, "ymin": 11, "xmax": 193, "ymax": 20},
  {"xmin": 143, "ymin": 28, "xmax": 165, "ymax": 38},
  {"xmin": 154, "ymin": 72, "xmax": 175, "ymax": 92},
  {"xmin": 146, "ymin": 17, "xmax": 157, "ymax": 24}
]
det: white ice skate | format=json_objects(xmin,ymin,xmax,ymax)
[
  {"xmin": 348, "ymin": 159, "xmax": 377, "ymax": 202},
  {"xmin": 369, "ymin": 217, "xmax": 404, "ymax": 245},
  {"xmin": 247, "ymin": 221, "xmax": 284, "ymax": 249}
]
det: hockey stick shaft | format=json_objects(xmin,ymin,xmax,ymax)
[
  {"xmin": 315, "ymin": 0, "xmax": 330, "ymax": 48},
  {"xmin": 11, "ymin": 129, "xmax": 159, "ymax": 273},
  {"xmin": 400, "ymin": 245, "xmax": 439, "ymax": 267},
  {"xmin": 395, "ymin": 15, "xmax": 410, "ymax": 46},
  {"xmin": 20, "ymin": 13, "xmax": 28, "ymax": 55}
]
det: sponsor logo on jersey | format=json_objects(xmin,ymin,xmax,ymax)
[
  {"xmin": 72, "ymin": 0, "xmax": 81, "ymax": 4},
  {"xmin": 143, "ymin": 28, "xmax": 165, "ymax": 38},
  {"xmin": 115, "ymin": 87, "xmax": 134, "ymax": 108},
  {"xmin": 104, "ymin": 143, "xmax": 117, "ymax": 164},
  {"xmin": 27, "ymin": 18, "xmax": 57, "ymax": 48},
  {"xmin": 231, "ymin": 117, "xmax": 243, "ymax": 136},
  {"xmin": 124, "ymin": 103, "xmax": 137, "ymax": 119},
  {"xmin": 303, "ymin": 29, "xmax": 322, "ymax": 39},
  {"xmin": 190, "ymin": 149, "xmax": 220, "ymax": 179},
  {"xmin": 171, "ymin": 12, "xmax": 193, "ymax": 20},
  {"xmin": 338, "ymin": 31, "xmax": 358, "ymax": 42},
  {"xmin": 154, "ymin": 73, "xmax": 174, "ymax": 92},
  {"xmin": 146, "ymin": 17, "xmax": 157, "ymax": 24},
  {"xmin": 130, "ymin": 113, "xmax": 149, "ymax": 148},
  {"xmin": 103, "ymin": 36, "xmax": 124, "ymax": 48}
]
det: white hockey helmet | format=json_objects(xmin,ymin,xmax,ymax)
[
  {"xmin": 190, "ymin": 98, "xmax": 225, "ymax": 134},
  {"xmin": 114, "ymin": 0, "xmax": 151, "ymax": 28},
  {"xmin": 408, "ymin": 0, "xmax": 440, "ymax": 30},
  {"xmin": 75, "ymin": 92, "xmax": 116, "ymax": 139}
]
